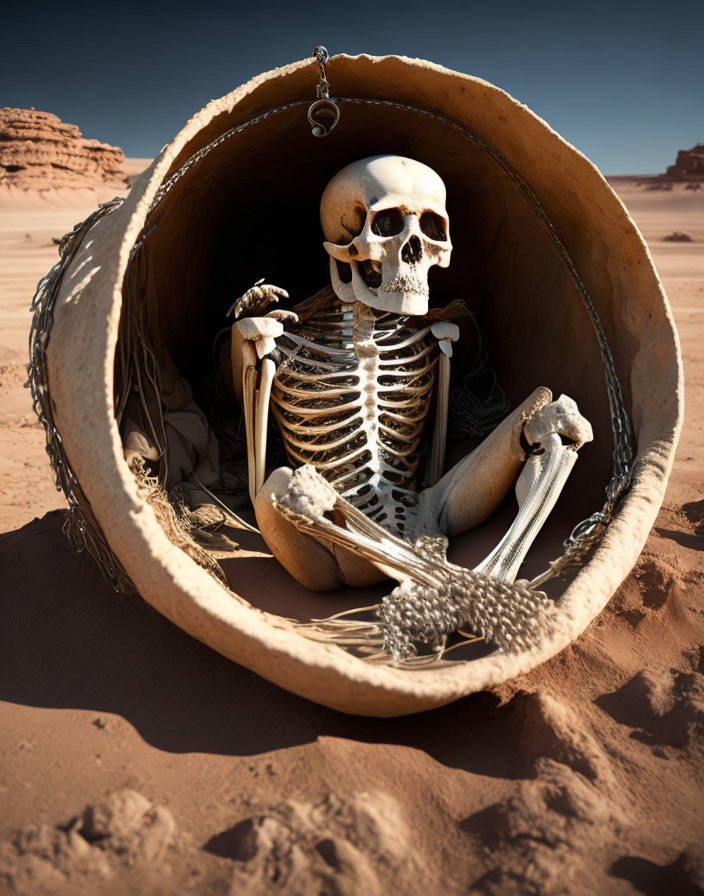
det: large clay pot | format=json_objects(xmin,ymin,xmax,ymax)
[{"xmin": 36, "ymin": 54, "xmax": 682, "ymax": 715}]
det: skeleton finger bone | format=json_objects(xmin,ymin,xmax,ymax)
[
  {"xmin": 475, "ymin": 395, "xmax": 592, "ymax": 583},
  {"xmin": 227, "ymin": 282, "xmax": 289, "ymax": 320},
  {"xmin": 265, "ymin": 309, "xmax": 299, "ymax": 324}
]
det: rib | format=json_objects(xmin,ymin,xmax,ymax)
[{"xmin": 268, "ymin": 298, "xmax": 441, "ymax": 536}]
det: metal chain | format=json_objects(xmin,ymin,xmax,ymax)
[
  {"xmin": 132, "ymin": 100, "xmax": 308, "ymax": 255},
  {"xmin": 312, "ymin": 46, "xmax": 330, "ymax": 98},
  {"xmin": 143, "ymin": 94, "xmax": 633, "ymax": 584},
  {"xmin": 27, "ymin": 197, "xmax": 135, "ymax": 592},
  {"xmin": 39, "ymin": 88, "xmax": 634, "ymax": 595},
  {"xmin": 308, "ymin": 46, "xmax": 340, "ymax": 137}
]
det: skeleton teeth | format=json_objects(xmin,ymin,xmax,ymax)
[{"xmin": 378, "ymin": 274, "xmax": 429, "ymax": 296}]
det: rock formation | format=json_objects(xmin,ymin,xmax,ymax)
[
  {"xmin": 0, "ymin": 107, "xmax": 125, "ymax": 190},
  {"xmin": 665, "ymin": 144, "xmax": 704, "ymax": 182}
]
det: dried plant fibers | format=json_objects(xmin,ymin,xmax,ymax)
[{"xmin": 33, "ymin": 54, "xmax": 682, "ymax": 715}]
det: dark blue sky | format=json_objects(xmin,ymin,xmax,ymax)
[{"xmin": 4, "ymin": 0, "xmax": 702, "ymax": 173}]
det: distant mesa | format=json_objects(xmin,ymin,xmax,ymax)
[
  {"xmin": 664, "ymin": 144, "xmax": 704, "ymax": 182},
  {"xmin": 610, "ymin": 144, "xmax": 704, "ymax": 186},
  {"xmin": 0, "ymin": 107, "xmax": 125, "ymax": 190}
]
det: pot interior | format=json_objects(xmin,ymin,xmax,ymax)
[{"xmin": 120, "ymin": 98, "xmax": 619, "ymax": 625}]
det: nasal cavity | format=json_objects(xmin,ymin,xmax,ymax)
[
  {"xmin": 335, "ymin": 259, "xmax": 352, "ymax": 284},
  {"xmin": 401, "ymin": 235, "xmax": 422, "ymax": 264}
]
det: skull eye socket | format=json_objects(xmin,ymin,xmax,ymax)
[
  {"xmin": 420, "ymin": 211, "xmax": 447, "ymax": 241},
  {"xmin": 371, "ymin": 208, "xmax": 404, "ymax": 237},
  {"xmin": 341, "ymin": 204, "xmax": 367, "ymax": 239}
]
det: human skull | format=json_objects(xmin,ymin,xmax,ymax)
[{"xmin": 321, "ymin": 155, "xmax": 452, "ymax": 315}]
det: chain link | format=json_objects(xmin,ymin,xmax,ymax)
[
  {"xmin": 313, "ymin": 45, "xmax": 330, "ymax": 97},
  {"xmin": 308, "ymin": 46, "xmax": 339, "ymax": 137}
]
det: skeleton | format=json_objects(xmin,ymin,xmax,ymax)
[{"xmin": 230, "ymin": 155, "xmax": 592, "ymax": 661}]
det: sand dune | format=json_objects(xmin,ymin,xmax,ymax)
[{"xmin": 0, "ymin": 172, "xmax": 703, "ymax": 894}]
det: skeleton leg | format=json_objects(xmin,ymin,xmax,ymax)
[
  {"xmin": 274, "ymin": 466, "xmax": 552, "ymax": 660},
  {"xmin": 422, "ymin": 386, "xmax": 552, "ymax": 535},
  {"xmin": 475, "ymin": 394, "xmax": 593, "ymax": 581},
  {"xmin": 425, "ymin": 388, "xmax": 592, "ymax": 582},
  {"xmin": 272, "ymin": 394, "xmax": 592, "ymax": 660},
  {"xmin": 242, "ymin": 355, "xmax": 275, "ymax": 503},
  {"xmin": 255, "ymin": 467, "xmax": 387, "ymax": 590}
]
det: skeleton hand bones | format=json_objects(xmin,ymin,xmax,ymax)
[{"xmin": 229, "ymin": 282, "xmax": 298, "ymax": 360}]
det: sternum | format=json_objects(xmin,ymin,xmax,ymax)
[
  {"xmin": 271, "ymin": 300, "xmax": 438, "ymax": 533},
  {"xmin": 353, "ymin": 303, "xmax": 383, "ymax": 490}
]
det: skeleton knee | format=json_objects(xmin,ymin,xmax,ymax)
[{"xmin": 254, "ymin": 466, "xmax": 293, "ymax": 505}]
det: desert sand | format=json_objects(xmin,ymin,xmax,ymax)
[{"xmin": 0, "ymin": 172, "xmax": 702, "ymax": 894}]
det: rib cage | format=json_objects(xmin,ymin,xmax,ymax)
[{"xmin": 271, "ymin": 301, "xmax": 439, "ymax": 535}]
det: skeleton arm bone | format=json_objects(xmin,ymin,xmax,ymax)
[
  {"xmin": 423, "ymin": 387, "xmax": 552, "ymax": 535},
  {"xmin": 425, "ymin": 321, "xmax": 459, "ymax": 487},
  {"xmin": 231, "ymin": 319, "xmax": 281, "ymax": 504},
  {"xmin": 230, "ymin": 281, "xmax": 299, "ymax": 502},
  {"xmin": 475, "ymin": 394, "xmax": 593, "ymax": 581}
]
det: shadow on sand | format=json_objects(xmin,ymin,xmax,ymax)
[{"xmin": 0, "ymin": 511, "xmax": 530, "ymax": 779}]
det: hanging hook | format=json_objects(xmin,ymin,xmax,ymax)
[{"xmin": 309, "ymin": 46, "xmax": 340, "ymax": 137}]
